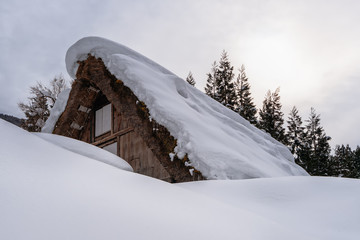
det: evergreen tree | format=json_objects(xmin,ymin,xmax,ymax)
[
  {"xmin": 214, "ymin": 50, "xmax": 236, "ymax": 110},
  {"xmin": 186, "ymin": 71, "xmax": 196, "ymax": 87},
  {"xmin": 204, "ymin": 61, "xmax": 218, "ymax": 99},
  {"xmin": 18, "ymin": 75, "xmax": 68, "ymax": 132},
  {"xmin": 302, "ymin": 108, "xmax": 331, "ymax": 175},
  {"xmin": 286, "ymin": 106, "xmax": 305, "ymax": 165},
  {"xmin": 0, "ymin": 113, "xmax": 23, "ymax": 127},
  {"xmin": 329, "ymin": 145, "xmax": 356, "ymax": 177},
  {"xmin": 258, "ymin": 88, "xmax": 287, "ymax": 144},
  {"xmin": 354, "ymin": 146, "xmax": 360, "ymax": 178},
  {"xmin": 234, "ymin": 65, "xmax": 257, "ymax": 125}
]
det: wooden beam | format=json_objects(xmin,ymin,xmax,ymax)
[{"xmin": 92, "ymin": 127, "xmax": 134, "ymax": 146}]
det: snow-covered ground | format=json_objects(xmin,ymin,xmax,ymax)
[
  {"xmin": 1, "ymin": 119, "xmax": 359, "ymax": 240},
  {"xmin": 44, "ymin": 36, "xmax": 308, "ymax": 180},
  {"xmin": 180, "ymin": 177, "xmax": 360, "ymax": 240}
]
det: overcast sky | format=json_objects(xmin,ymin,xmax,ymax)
[{"xmin": 1, "ymin": 0, "xmax": 359, "ymax": 149}]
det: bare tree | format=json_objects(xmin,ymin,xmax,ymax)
[{"xmin": 18, "ymin": 74, "xmax": 68, "ymax": 132}]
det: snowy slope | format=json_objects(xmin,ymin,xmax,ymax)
[
  {"xmin": 179, "ymin": 177, "xmax": 360, "ymax": 240},
  {"xmin": 60, "ymin": 36, "xmax": 307, "ymax": 179},
  {"xmin": 1, "ymin": 120, "xmax": 359, "ymax": 240}
]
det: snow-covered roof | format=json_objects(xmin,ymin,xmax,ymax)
[
  {"xmin": 42, "ymin": 88, "xmax": 70, "ymax": 133},
  {"xmin": 53, "ymin": 36, "xmax": 308, "ymax": 179}
]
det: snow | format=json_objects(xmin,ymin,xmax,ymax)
[
  {"xmin": 42, "ymin": 88, "xmax": 70, "ymax": 133},
  {"xmin": 179, "ymin": 177, "xmax": 360, "ymax": 240},
  {"xmin": 34, "ymin": 132, "xmax": 133, "ymax": 172},
  {"xmin": 61, "ymin": 36, "xmax": 308, "ymax": 179},
  {"xmin": 1, "ymin": 120, "xmax": 359, "ymax": 240}
]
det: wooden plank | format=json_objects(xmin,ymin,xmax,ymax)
[
  {"xmin": 117, "ymin": 136, "xmax": 120, "ymax": 156},
  {"xmin": 113, "ymin": 106, "xmax": 122, "ymax": 133},
  {"xmin": 97, "ymin": 138, "xmax": 117, "ymax": 149},
  {"xmin": 111, "ymin": 104, "xmax": 114, "ymax": 134},
  {"xmin": 92, "ymin": 127, "xmax": 133, "ymax": 146},
  {"xmin": 120, "ymin": 135, "xmax": 124, "ymax": 159}
]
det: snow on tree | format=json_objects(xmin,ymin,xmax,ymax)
[
  {"xmin": 286, "ymin": 106, "xmax": 305, "ymax": 165},
  {"xmin": 234, "ymin": 64, "xmax": 257, "ymax": 125},
  {"xmin": 300, "ymin": 108, "xmax": 331, "ymax": 176},
  {"xmin": 186, "ymin": 71, "xmax": 196, "ymax": 87},
  {"xmin": 215, "ymin": 50, "xmax": 236, "ymax": 110},
  {"xmin": 18, "ymin": 74, "xmax": 68, "ymax": 132},
  {"xmin": 258, "ymin": 88, "xmax": 287, "ymax": 144}
]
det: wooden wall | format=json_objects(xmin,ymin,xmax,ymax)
[
  {"xmin": 119, "ymin": 130, "xmax": 171, "ymax": 181},
  {"xmin": 78, "ymin": 96, "xmax": 172, "ymax": 182}
]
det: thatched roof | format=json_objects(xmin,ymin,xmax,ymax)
[{"xmin": 45, "ymin": 37, "xmax": 308, "ymax": 180}]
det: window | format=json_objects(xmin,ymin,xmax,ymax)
[{"xmin": 95, "ymin": 104, "xmax": 111, "ymax": 137}]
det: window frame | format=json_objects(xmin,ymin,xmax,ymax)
[{"xmin": 94, "ymin": 103, "xmax": 112, "ymax": 137}]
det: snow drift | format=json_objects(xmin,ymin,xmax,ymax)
[
  {"xmin": 180, "ymin": 177, "xmax": 360, "ymax": 240},
  {"xmin": 0, "ymin": 119, "xmax": 304, "ymax": 240},
  {"xmin": 49, "ymin": 36, "xmax": 308, "ymax": 179},
  {"xmin": 1, "ymin": 119, "xmax": 359, "ymax": 240},
  {"xmin": 34, "ymin": 132, "xmax": 133, "ymax": 172}
]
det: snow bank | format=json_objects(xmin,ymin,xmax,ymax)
[
  {"xmin": 2, "ymin": 120, "xmax": 359, "ymax": 240},
  {"xmin": 34, "ymin": 132, "xmax": 133, "ymax": 172},
  {"xmin": 179, "ymin": 177, "xmax": 360, "ymax": 240},
  {"xmin": 0, "ymin": 119, "xmax": 313, "ymax": 240},
  {"xmin": 63, "ymin": 36, "xmax": 308, "ymax": 179}
]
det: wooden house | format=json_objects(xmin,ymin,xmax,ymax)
[
  {"xmin": 51, "ymin": 55, "xmax": 203, "ymax": 183},
  {"xmin": 45, "ymin": 37, "xmax": 308, "ymax": 183}
]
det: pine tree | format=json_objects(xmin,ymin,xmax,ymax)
[
  {"xmin": 234, "ymin": 65, "xmax": 257, "ymax": 125},
  {"xmin": 214, "ymin": 50, "xmax": 236, "ymax": 110},
  {"xmin": 302, "ymin": 108, "xmax": 331, "ymax": 176},
  {"xmin": 286, "ymin": 106, "xmax": 305, "ymax": 165},
  {"xmin": 18, "ymin": 75, "xmax": 68, "ymax": 132},
  {"xmin": 354, "ymin": 146, "xmax": 360, "ymax": 178},
  {"xmin": 204, "ymin": 61, "xmax": 218, "ymax": 99},
  {"xmin": 186, "ymin": 71, "xmax": 196, "ymax": 87},
  {"xmin": 258, "ymin": 88, "xmax": 287, "ymax": 144},
  {"xmin": 329, "ymin": 145, "xmax": 356, "ymax": 177}
]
